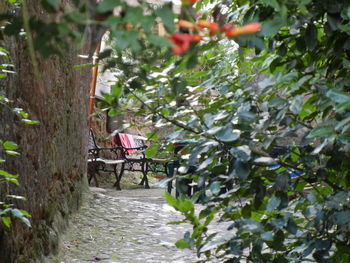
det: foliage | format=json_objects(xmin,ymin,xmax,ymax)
[
  {"xmin": 0, "ymin": 47, "xmax": 34, "ymax": 228},
  {"xmin": 1, "ymin": 0, "xmax": 350, "ymax": 262},
  {"xmin": 98, "ymin": 0, "xmax": 350, "ymax": 262}
]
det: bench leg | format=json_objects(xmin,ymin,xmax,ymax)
[
  {"xmin": 166, "ymin": 162, "xmax": 175, "ymax": 194},
  {"xmin": 139, "ymin": 163, "xmax": 146, "ymax": 185},
  {"xmin": 93, "ymin": 172, "xmax": 99, "ymax": 187},
  {"xmin": 140, "ymin": 162, "xmax": 150, "ymax": 189},
  {"xmin": 88, "ymin": 172, "xmax": 99, "ymax": 187},
  {"xmin": 113, "ymin": 163, "xmax": 125, "ymax": 191},
  {"xmin": 88, "ymin": 162, "xmax": 99, "ymax": 187},
  {"xmin": 88, "ymin": 170, "xmax": 93, "ymax": 185}
]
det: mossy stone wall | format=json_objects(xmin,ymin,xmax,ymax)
[{"xmin": 0, "ymin": 1, "xmax": 91, "ymax": 262}]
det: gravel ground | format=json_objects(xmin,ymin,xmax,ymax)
[{"xmin": 58, "ymin": 183, "xmax": 201, "ymax": 263}]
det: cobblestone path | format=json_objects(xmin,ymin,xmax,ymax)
[{"xmin": 59, "ymin": 186, "xmax": 199, "ymax": 263}]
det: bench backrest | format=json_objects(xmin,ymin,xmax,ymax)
[
  {"xmin": 88, "ymin": 129, "xmax": 98, "ymax": 151},
  {"xmin": 113, "ymin": 133, "xmax": 147, "ymax": 155},
  {"xmin": 89, "ymin": 129, "xmax": 124, "ymax": 160},
  {"xmin": 88, "ymin": 129, "xmax": 102, "ymax": 160}
]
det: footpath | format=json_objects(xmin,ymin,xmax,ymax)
[{"xmin": 58, "ymin": 185, "xmax": 199, "ymax": 263}]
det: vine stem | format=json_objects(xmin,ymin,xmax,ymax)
[
  {"xmin": 126, "ymin": 87, "xmax": 236, "ymax": 147},
  {"xmin": 126, "ymin": 87, "xmax": 202, "ymax": 135}
]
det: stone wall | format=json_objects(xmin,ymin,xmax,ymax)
[{"xmin": 0, "ymin": 1, "xmax": 91, "ymax": 262}]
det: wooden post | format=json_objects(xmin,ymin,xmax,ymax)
[{"xmin": 89, "ymin": 42, "xmax": 101, "ymax": 123}]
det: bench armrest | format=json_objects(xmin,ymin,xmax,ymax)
[
  {"xmin": 88, "ymin": 146, "xmax": 123, "ymax": 159},
  {"xmin": 119, "ymin": 145, "xmax": 147, "ymax": 151}
]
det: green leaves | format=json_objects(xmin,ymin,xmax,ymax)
[
  {"xmin": 261, "ymin": 0, "xmax": 280, "ymax": 10},
  {"xmin": 266, "ymin": 196, "xmax": 281, "ymax": 212},
  {"xmin": 289, "ymin": 95, "xmax": 303, "ymax": 114},
  {"xmin": 286, "ymin": 218, "xmax": 297, "ymax": 234},
  {"xmin": 175, "ymin": 239, "xmax": 191, "ymax": 249},
  {"xmin": 305, "ymin": 23, "xmax": 318, "ymax": 50},
  {"xmin": 0, "ymin": 170, "xmax": 19, "ymax": 185},
  {"xmin": 21, "ymin": 119, "xmax": 40, "ymax": 125},
  {"xmin": 0, "ymin": 54, "xmax": 32, "ymax": 230},
  {"xmin": 326, "ymin": 90, "xmax": 350, "ymax": 103},
  {"xmin": 121, "ymin": 0, "xmax": 350, "ymax": 261},
  {"xmin": 334, "ymin": 211, "xmax": 350, "ymax": 225},
  {"xmin": 145, "ymin": 143, "xmax": 159, "ymax": 158},
  {"xmin": 209, "ymin": 181, "xmax": 221, "ymax": 195},
  {"xmin": 230, "ymin": 145, "xmax": 251, "ymax": 162},
  {"xmin": 155, "ymin": 5, "xmax": 174, "ymax": 33},
  {"xmin": 307, "ymin": 126, "xmax": 334, "ymax": 138},
  {"xmin": 10, "ymin": 209, "xmax": 32, "ymax": 227},
  {"xmin": 99, "ymin": 0, "xmax": 350, "ymax": 260},
  {"xmin": 261, "ymin": 16, "xmax": 286, "ymax": 36},
  {"xmin": 241, "ymin": 219, "xmax": 263, "ymax": 233},
  {"xmin": 113, "ymin": 30, "xmax": 141, "ymax": 52},
  {"xmin": 215, "ymin": 127, "xmax": 240, "ymax": 142},
  {"xmin": 234, "ymin": 159, "xmax": 250, "ymax": 181},
  {"xmin": 1, "ymin": 208, "xmax": 31, "ymax": 228},
  {"xmin": 274, "ymin": 174, "xmax": 290, "ymax": 191},
  {"xmin": 1, "ymin": 217, "xmax": 11, "ymax": 228},
  {"xmin": 111, "ymin": 84, "xmax": 123, "ymax": 98},
  {"xmin": 148, "ymin": 35, "xmax": 172, "ymax": 47},
  {"xmin": 2, "ymin": 140, "xmax": 20, "ymax": 155},
  {"xmin": 3, "ymin": 141, "xmax": 18, "ymax": 150},
  {"xmin": 165, "ymin": 193, "xmax": 194, "ymax": 214},
  {"xmin": 42, "ymin": 0, "xmax": 60, "ymax": 11},
  {"xmin": 97, "ymin": 0, "xmax": 120, "ymax": 12}
]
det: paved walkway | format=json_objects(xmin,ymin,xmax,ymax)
[{"xmin": 59, "ymin": 186, "xmax": 200, "ymax": 263}]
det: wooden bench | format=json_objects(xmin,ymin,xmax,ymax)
[
  {"xmin": 87, "ymin": 129, "xmax": 125, "ymax": 189},
  {"xmin": 112, "ymin": 132, "xmax": 168, "ymax": 189}
]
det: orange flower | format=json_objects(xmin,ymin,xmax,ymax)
[
  {"xmin": 168, "ymin": 33, "xmax": 202, "ymax": 55},
  {"xmin": 177, "ymin": 20, "xmax": 196, "ymax": 30},
  {"xmin": 225, "ymin": 22, "xmax": 261, "ymax": 37},
  {"xmin": 209, "ymin": 23, "xmax": 219, "ymax": 36},
  {"xmin": 221, "ymin": 23, "xmax": 232, "ymax": 33},
  {"xmin": 191, "ymin": 34, "xmax": 203, "ymax": 42},
  {"xmin": 197, "ymin": 20, "xmax": 212, "ymax": 28},
  {"xmin": 197, "ymin": 20, "xmax": 220, "ymax": 36},
  {"xmin": 168, "ymin": 33, "xmax": 192, "ymax": 55},
  {"xmin": 172, "ymin": 45, "xmax": 184, "ymax": 55},
  {"xmin": 125, "ymin": 22, "xmax": 133, "ymax": 30}
]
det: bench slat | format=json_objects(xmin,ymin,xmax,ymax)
[
  {"xmin": 88, "ymin": 158, "xmax": 124, "ymax": 165},
  {"xmin": 149, "ymin": 158, "xmax": 169, "ymax": 164}
]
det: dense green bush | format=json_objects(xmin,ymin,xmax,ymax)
[{"xmin": 100, "ymin": 0, "xmax": 350, "ymax": 261}]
